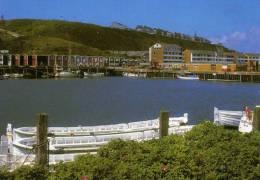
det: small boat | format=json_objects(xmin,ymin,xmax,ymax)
[
  {"xmin": 84, "ymin": 72, "xmax": 104, "ymax": 78},
  {"xmin": 13, "ymin": 113, "xmax": 189, "ymax": 137},
  {"xmin": 138, "ymin": 73, "xmax": 147, "ymax": 78},
  {"xmin": 3, "ymin": 73, "xmax": 10, "ymax": 79},
  {"xmin": 55, "ymin": 71, "xmax": 78, "ymax": 78},
  {"xmin": 9, "ymin": 73, "xmax": 23, "ymax": 79},
  {"xmin": 177, "ymin": 74, "xmax": 199, "ymax": 80},
  {"xmin": 41, "ymin": 73, "xmax": 55, "ymax": 79},
  {"xmin": 123, "ymin": 72, "xmax": 139, "ymax": 77}
]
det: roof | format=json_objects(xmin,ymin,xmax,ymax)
[
  {"xmin": 151, "ymin": 43, "xmax": 181, "ymax": 49},
  {"xmin": 188, "ymin": 49, "xmax": 216, "ymax": 55},
  {"xmin": 161, "ymin": 43, "xmax": 181, "ymax": 49}
]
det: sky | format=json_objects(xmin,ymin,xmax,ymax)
[{"xmin": 1, "ymin": 0, "xmax": 260, "ymax": 53}]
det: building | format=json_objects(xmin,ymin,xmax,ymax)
[
  {"xmin": 183, "ymin": 49, "xmax": 237, "ymax": 65},
  {"xmin": 245, "ymin": 54, "xmax": 260, "ymax": 72},
  {"xmin": 234, "ymin": 53, "xmax": 260, "ymax": 72},
  {"xmin": 0, "ymin": 50, "xmax": 11, "ymax": 66},
  {"xmin": 149, "ymin": 43, "xmax": 183, "ymax": 68},
  {"xmin": 182, "ymin": 49, "xmax": 238, "ymax": 72}
]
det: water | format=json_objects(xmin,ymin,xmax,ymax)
[{"xmin": 0, "ymin": 77, "xmax": 259, "ymax": 134}]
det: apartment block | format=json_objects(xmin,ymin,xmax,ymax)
[{"xmin": 149, "ymin": 43, "xmax": 183, "ymax": 68}]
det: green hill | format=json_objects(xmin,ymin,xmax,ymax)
[{"xmin": 0, "ymin": 19, "xmax": 230, "ymax": 55}]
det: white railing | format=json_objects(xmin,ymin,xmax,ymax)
[{"xmin": 214, "ymin": 107, "xmax": 243, "ymax": 127}]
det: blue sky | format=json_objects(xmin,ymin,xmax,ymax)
[{"xmin": 1, "ymin": 0, "xmax": 260, "ymax": 52}]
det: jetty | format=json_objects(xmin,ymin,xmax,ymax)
[{"xmin": 0, "ymin": 52, "xmax": 259, "ymax": 82}]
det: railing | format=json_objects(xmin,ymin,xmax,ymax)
[{"xmin": 214, "ymin": 107, "xmax": 243, "ymax": 127}]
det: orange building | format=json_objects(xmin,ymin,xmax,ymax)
[
  {"xmin": 149, "ymin": 43, "xmax": 183, "ymax": 68},
  {"xmin": 182, "ymin": 49, "xmax": 237, "ymax": 72}
]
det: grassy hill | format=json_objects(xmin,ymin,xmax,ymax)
[{"xmin": 0, "ymin": 19, "xmax": 230, "ymax": 55}]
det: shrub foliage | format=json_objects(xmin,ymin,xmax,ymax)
[{"xmin": 1, "ymin": 122, "xmax": 259, "ymax": 179}]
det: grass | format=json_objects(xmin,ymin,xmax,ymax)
[{"xmin": 0, "ymin": 19, "xmax": 231, "ymax": 55}]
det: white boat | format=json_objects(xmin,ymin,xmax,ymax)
[
  {"xmin": 13, "ymin": 130, "xmax": 158, "ymax": 152},
  {"xmin": 84, "ymin": 72, "xmax": 104, "ymax": 77},
  {"xmin": 3, "ymin": 73, "xmax": 10, "ymax": 79},
  {"xmin": 13, "ymin": 113, "xmax": 188, "ymax": 138},
  {"xmin": 123, "ymin": 72, "xmax": 139, "ymax": 77},
  {"xmin": 55, "ymin": 71, "xmax": 78, "ymax": 78},
  {"xmin": 177, "ymin": 75, "xmax": 199, "ymax": 80},
  {"xmin": 123, "ymin": 72, "xmax": 147, "ymax": 78},
  {"xmin": 9, "ymin": 73, "xmax": 23, "ymax": 79},
  {"xmin": 0, "ymin": 114, "xmax": 193, "ymax": 168},
  {"xmin": 12, "ymin": 125, "xmax": 194, "ymax": 154}
]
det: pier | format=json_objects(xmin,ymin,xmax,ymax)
[
  {"xmin": 1, "ymin": 66, "xmax": 260, "ymax": 82},
  {"xmin": 0, "ymin": 53, "xmax": 260, "ymax": 82}
]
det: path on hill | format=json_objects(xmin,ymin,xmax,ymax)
[{"xmin": 0, "ymin": 28, "xmax": 20, "ymax": 38}]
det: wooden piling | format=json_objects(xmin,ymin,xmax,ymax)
[
  {"xmin": 253, "ymin": 106, "xmax": 260, "ymax": 131},
  {"xmin": 159, "ymin": 110, "xmax": 169, "ymax": 138},
  {"xmin": 36, "ymin": 113, "xmax": 48, "ymax": 167}
]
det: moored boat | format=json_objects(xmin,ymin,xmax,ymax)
[
  {"xmin": 13, "ymin": 113, "xmax": 188, "ymax": 138},
  {"xmin": 3, "ymin": 113, "xmax": 192, "ymax": 167},
  {"xmin": 55, "ymin": 71, "xmax": 78, "ymax": 78},
  {"xmin": 123, "ymin": 72, "xmax": 147, "ymax": 78},
  {"xmin": 9, "ymin": 73, "xmax": 23, "ymax": 79},
  {"xmin": 3, "ymin": 73, "xmax": 10, "ymax": 79},
  {"xmin": 84, "ymin": 72, "xmax": 104, "ymax": 77},
  {"xmin": 177, "ymin": 74, "xmax": 199, "ymax": 80}
]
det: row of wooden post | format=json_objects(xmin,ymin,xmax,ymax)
[{"xmin": 35, "ymin": 106, "xmax": 260, "ymax": 167}]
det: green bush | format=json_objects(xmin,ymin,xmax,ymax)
[{"xmin": 4, "ymin": 122, "xmax": 260, "ymax": 179}]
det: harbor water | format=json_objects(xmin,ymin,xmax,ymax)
[{"xmin": 0, "ymin": 77, "xmax": 259, "ymax": 134}]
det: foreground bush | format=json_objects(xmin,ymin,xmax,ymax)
[{"xmin": 1, "ymin": 122, "xmax": 260, "ymax": 179}]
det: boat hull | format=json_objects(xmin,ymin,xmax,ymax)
[
  {"xmin": 55, "ymin": 71, "xmax": 78, "ymax": 78},
  {"xmin": 177, "ymin": 75, "xmax": 199, "ymax": 80}
]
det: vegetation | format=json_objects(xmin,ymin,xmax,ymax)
[
  {"xmin": 0, "ymin": 122, "xmax": 259, "ymax": 179},
  {"xmin": 0, "ymin": 19, "xmax": 231, "ymax": 55}
]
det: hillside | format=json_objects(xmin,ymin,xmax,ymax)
[{"xmin": 0, "ymin": 19, "xmax": 230, "ymax": 55}]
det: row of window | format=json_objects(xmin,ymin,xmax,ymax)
[
  {"xmin": 193, "ymin": 54, "xmax": 216, "ymax": 57},
  {"xmin": 164, "ymin": 48, "xmax": 181, "ymax": 52},
  {"xmin": 164, "ymin": 52, "xmax": 182, "ymax": 55},
  {"xmin": 164, "ymin": 56, "xmax": 182, "ymax": 60}
]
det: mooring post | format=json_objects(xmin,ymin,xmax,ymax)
[
  {"xmin": 253, "ymin": 106, "xmax": 260, "ymax": 131},
  {"xmin": 36, "ymin": 113, "xmax": 48, "ymax": 167},
  {"xmin": 159, "ymin": 110, "xmax": 169, "ymax": 138}
]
